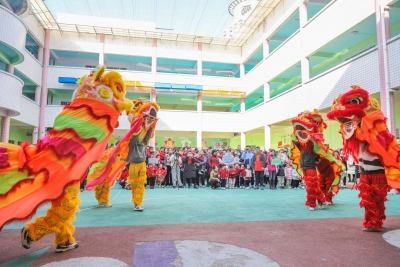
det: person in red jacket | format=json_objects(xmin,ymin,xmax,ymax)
[
  {"xmin": 156, "ymin": 163, "xmax": 167, "ymax": 186},
  {"xmin": 146, "ymin": 163, "xmax": 159, "ymax": 189},
  {"xmin": 119, "ymin": 164, "xmax": 130, "ymax": 189},
  {"xmin": 158, "ymin": 147, "xmax": 166, "ymax": 164},
  {"xmin": 218, "ymin": 165, "xmax": 229, "ymax": 189},
  {"xmin": 228, "ymin": 165, "xmax": 238, "ymax": 189},
  {"xmin": 208, "ymin": 150, "xmax": 220, "ymax": 173},
  {"xmin": 239, "ymin": 164, "xmax": 246, "ymax": 189}
]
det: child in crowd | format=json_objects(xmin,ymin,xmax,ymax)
[
  {"xmin": 157, "ymin": 147, "xmax": 166, "ymax": 165},
  {"xmin": 285, "ymin": 163, "xmax": 294, "ymax": 189},
  {"xmin": 218, "ymin": 165, "xmax": 229, "ymax": 190},
  {"xmin": 228, "ymin": 165, "xmax": 237, "ymax": 189},
  {"xmin": 270, "ymin": 153, "xmax": 282, "ymax": 189},
  {"xmin": 146, "ymin": 163, "xmax": 158, "ymax": 189},
  {"xmin": 156, "ymin": 163, "xmax": 167, "ymax": 187},
  {"xmin": 263, "ymin": 166, "xmax": 269, "ymax": 187},
  {"xmin": 209, "ymin": 166, "xmax": 221, "ymax": 190},
  {"xmin": 291, "ymin": 168, "xmax": 300, "ymax": 189},
  {"xmin": 245, "ymin": 164, "xmax": 253, "ymax": 190},
  {"xmin": 239, "ymin": 164, "xmax": 246, "ymax": 189},
  {"xmin": 119, "ymin": 164, "xmax": 129, "ymax": 189},
  {"xmin": 276, "ymin": 165, "xmax": 286, "ymax": 189}
]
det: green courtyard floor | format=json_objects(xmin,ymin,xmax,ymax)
[{"xmin": 4, "ymin": 186, "xmax": 400, "ymax": 230}]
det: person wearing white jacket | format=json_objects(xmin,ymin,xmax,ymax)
[
  {"xmin": 346, "ymin": 154, "xmax": 356, "ymax": 183},
  {"xmin": 168, "ymin": 150, "xmax": 183, "ymax": 188}
]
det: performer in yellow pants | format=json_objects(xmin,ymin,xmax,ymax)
[
  {"xmin": 85, "ymin": 99, "xmax": 160, "ymax": 211},
  {"xmin": 95, "ymin": 180, "xmax": 112, "ymax": 206},
  {"xmin": 22, "ymin": 182, "xmax": 80, "ymax": 252},
  {"xmin": 128, "ymin": 162, "xmax": 147, "ymax": 206}
]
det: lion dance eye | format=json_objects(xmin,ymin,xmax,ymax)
[
  {"xmin": 115, "ymin": 83, "xmax": 122, "ymax": 92},
  {"xmin": 348, "ymin": 97, "xmax": 362, "ymax": 104}
]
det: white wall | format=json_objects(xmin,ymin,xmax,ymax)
[
  {"xmin": 16, "ymin": 49, "xmax": 43, "ymax": 86},
  {"xmin": 264, "ymin": 48, "xmax": 379, "ymax": 125},
  {"xmin": 156, "ymin": 110, "xmax": 200, "ymax": 131},
  {"xmin": 50, "ymin": 31, "xmax": 102, "ymax": 53},
  {"xmin": 201, "ymin": 111, "xmax": 244, "ymax": 132},
  {"xmin": 104, "ymin": 36, "xmax": 152, "ymax": 56},
  {"xmin": 14, "ymin": 96, "xmax": 40, "ymax": 126},
  {"xmin": 388, "ymin": 37, "xmax": 400, "ymax": 89},
  {"xmin": 242, "ymin": 0, "xmax": 376, "ymax": 94},
  {"xmin": 47, "ymin": 66, "xmax": 89, "ymax": 89},
  {"xmin": 202, "ymin": 45, "xmax": 241, "ymax": 63},
  {"xmin": 0, "ymin": 70, "xmax": 23, "ymax": 116},
  {"xmin": 301, "ymin": 0, "xmax": 375, "ymax": 57},
  {"xmin": 243, "ymin": 104, "xmax": 266, "ymax": 132},
  {"xmin": 22, "ymin": 14, "xmax": 45, "ymax": 47},
  {"xmin": 157, "ymin": 40, "xmax": 198, "ymax": 60},
  {"xmin": 242, "ymin": 0, "xmax": 299, "ymax": 60}
]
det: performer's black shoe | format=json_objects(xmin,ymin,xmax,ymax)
[
  {"xmin": 55, "ymin": 241, "xmax": 79, "ymax": 253},
  {"xmin": 21, "ymin": 227, "xmax": 33, "ymax": 249},
  {"xmin": 363, "ymin": 227, "xmax": 380, "ymax": 232}
]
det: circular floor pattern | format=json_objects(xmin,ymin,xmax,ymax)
[
  {"xmin": 382, "ymin": 229, "xmax": 400, "ymax": 248},
  {"xmin": 40, "ymin": 257, "xmax": 129, "ymax": 267},
  {"xmin": 134, "ymin": 240, "xmax": 281, "ymax": 267}
]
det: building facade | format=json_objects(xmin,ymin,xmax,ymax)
[{"xmin": 0, "ymin": 0, "xmax": 399, "ymax": 150}]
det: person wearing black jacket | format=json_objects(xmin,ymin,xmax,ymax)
[{"xmin": 182, "ymin": 151, "xmax": 198, "ymax": 189}]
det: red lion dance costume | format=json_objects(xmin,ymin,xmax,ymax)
[
  {"xmin": 289, "ymin": 110, "xmax": 344, "ymax": 210},
  {"xmin": 86, "ymin": 100, "xmax": 159, "ymax": 211},
  {"xmin": 327, "ymin": 85, "xmax": 400, "ymax": 231},
  {"xmin": 0, "ymin": 65, "xmax": 132, "ymax": 252}
]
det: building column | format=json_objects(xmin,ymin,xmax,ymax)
[
  {"xmin": 5, "ymin": 64, "xmax": 14, "ymax": 73},
  {"xmin": 264, "ymin": 82, "xmax": 270, "ymax": 102},
  {"xmin": 240, "ymin": 63, "xmax": 245, "ymax": 78},
  {"xmin": 35, "ymin": 45, "xmax": 43, "ymax": 136},
  {"xmin": 375, "ymin": 0, "xmax": 391, "ymax": 131},
  {"xmin": 32, "ymin": 127, "xmax": 38, "ymax": 144},
  {"xmin": 149, "ymin": 89, "xmax": 157, "ymax": 148},
  {"xmin": 240, "ymin": 97, "xmax": 245, "ymax": 113},
  {"xmin": 263, "ymin": 39, "xmax": 270, "ymax": 59},
  {"xmin": 32, "ymin": 84, "xmax": 41, "ymax": 143},
  {"xmin": 264, "ymin": 125, "xmax": 271, "ymax": 150},
  {"xmin": 299, "ymin": 1, "xmax": 308, "ymax": 28},
  {"xmin": 301, "ymin": 57, "xmax": 309, "ymax": 85},
  {"xmin": 241, "ymin": 132, "xmax": 246, "ymax": 150},
  {"xmin": 383, "ymin": 6, "xmax": 396, "ymax": 134},
  {"xmin": 1, "ymin": 65, "xmax": 14, "ymax": 142},
  {"xmin": 197, "ymin": 91, "xmax": 202, "ymax": 148},
  {"xmin": 152, "ymin": 39, "xmax": 157, "ymax": 74},
  {"xmin": 389, "ymin": 91, "xmax": 396, "ymax": 134},
  {"xmin": 99, "ymin": 34, "xmax": 105, "ymax": 65},
  {"xmin": 38, "ymin": 29, "xmax": 50, "ymax": 139},
  {"xmin": 0, "ymin": 116, "xmax": 11, "ymax": 143},
  {"xmin": 262, "ymin": 19, "xmax": 269, "ymax": 59},
  {"xmin": 197, "ymin": 43, "xmax": 202, "ymax": 77},
  {"xmin": 150, "ymin": 89, "xmax": 156, "ymax": 102}
]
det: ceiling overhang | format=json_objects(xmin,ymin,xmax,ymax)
[{"xmin": 29, "ymin": 0, "xmax": 282, "ymax": 47}]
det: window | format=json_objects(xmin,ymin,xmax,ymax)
[
  {"xmin": 25, "ymin": 33, "xmax": 40, "ymax": 59},
  {"xmin": 157, "ymin": 58, "xmax": 197, "ymax": 75}
]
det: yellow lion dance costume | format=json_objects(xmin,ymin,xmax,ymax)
[{"xmin": 0, "ymin": 65, "xmax": 132, "ymax": 253}]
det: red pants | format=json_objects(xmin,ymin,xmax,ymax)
[
  {"xmin": 356, "ymin": 173, "xmax": 388, "ymax": 229},
  {"xmin": 303, "ymin": 169, "xmax": 326, "ymax": 208},
  {"xmin": 320, "ymin": 174, "xmax": 335, "ymax": 203}
]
